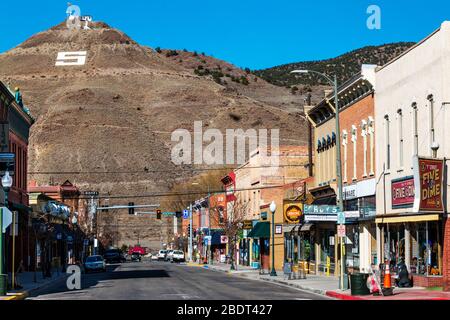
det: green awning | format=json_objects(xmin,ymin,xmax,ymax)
[{"xmin": 247, "ymin": 222, "xmax": 270, "ymax": 238}]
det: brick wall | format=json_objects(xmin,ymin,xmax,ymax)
[
  {"xmin": 444, "ymin": 217, "xmax": 450, "ymax": 291},
  {"xmin": 339, "ymin": 93, "xmax": 375, "ymax": 184},
  {"xmin": 412, "ymin": 275, "xmax": 444, "ymax": 288}
]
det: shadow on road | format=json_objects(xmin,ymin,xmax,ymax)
[{"xmin": 27, "ymin": 264, "xmax": 170, "ymax": 298}]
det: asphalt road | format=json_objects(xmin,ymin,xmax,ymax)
[{"xmin": 27, "ymin": 260, "xmax": 330, "ymax": 300}]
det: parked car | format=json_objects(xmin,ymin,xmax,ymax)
[
  {"xmin": 151, "ymin": 253, "xmax": 159, "ymax": 261},
  {"xmin": 104, "ymin": 249, "xmax": 126, "ymax": 264},
  {"xmin": 165, "ymin": 250, "xmax": 174, "ymax": 261},
  {"xmin": 131, "ymin": 252, "xmax": 142, "ymax": 262},
  {"xmin": 171, "ymin": 250, "xmax": 185, "ymax": 263},
  {"xmin": 157, "ymin": 250, "xmax": 167, "ymax": 261},
  {"xmin": 84, "ymin": 255, "xmax": 106, "ymax": 273}
]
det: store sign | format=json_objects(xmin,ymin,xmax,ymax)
[
  {"xmin": 243, "ymin": 220, "xmax": 253, "ymax": 230},
  {"xmin": 343, "ymin": 184, "xmax": 357, "ymax": 200},
  {"xmin": 391, "ymin": 176, "xmax": 415, "ymax": 209},
  {"xmin": 304, "ymin": 205, "xmax": 339, "ymax": 222},
  {"xmin": 261, "ymin": 211, "xmax": 268, "ymax": 220},
  {"xmin": 413, "ymin": 157, "xmax": 445, "ymax": 213},
  {"xmin": 283, "ymin": 203, "xmax": 303, "ymax": 224}
]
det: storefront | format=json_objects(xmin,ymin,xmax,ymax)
[
  {"xmin": 376, "ymin": 158, "xmax": 446, "ymax": 287},
  {"xmin": 247, "ymin": 221, "xmax": 270, "ymax": 272},
  {"xmin": 342, "ymin": 178, "xmax": 377, "ymax": 273}
]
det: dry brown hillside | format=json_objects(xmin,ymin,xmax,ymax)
[{"xmin": 0, "ymin": 21, "xmax": 309, "ymax": 202}]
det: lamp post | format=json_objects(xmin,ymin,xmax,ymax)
[
  {"xmin": 0, "ymin": 171, "xmax": 13, "ymax": 295},
  {"xmin": 269, "ymin": 201, "xmax": 277, "ymax": 276},
  {"xmin": 291, "ymin": 69, "xmax": 345, "ymax": 289}
]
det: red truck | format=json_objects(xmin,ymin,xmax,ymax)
[{"xmin": 128, "ymin": 245, "xmax": 146, "ymax": 255}]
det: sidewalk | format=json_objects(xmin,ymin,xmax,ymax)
[
  {"xmin": 193, "ymin": 263, "xmax": 450, "ymax": 300},
  {"xmin": 0, "ymin": 268, "xmax": 68, "ymax": 300}
]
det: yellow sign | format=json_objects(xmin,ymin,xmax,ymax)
[{"xmin": 283, "ymin": 203, "xmax": 303, "ymax": 224}]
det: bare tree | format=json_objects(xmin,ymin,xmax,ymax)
[
  {"xmin": 166, "ymin": 169, "xmax": 229, "ymax": 212},
  {"xmin": 210, "ymin": 195, "xmax": 249, "ymax": 270}
]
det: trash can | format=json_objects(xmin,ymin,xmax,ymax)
[
  {"xmin": 0, "ymin": 274, "xmax": 7, "ymax": 296},
  {"xmin": 350, "ymin": 273, "xmax": 370, "ymax": 296}
]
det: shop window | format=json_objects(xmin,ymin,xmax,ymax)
[{"xmin": 410, "ymin": 221, "xmax": 441, "ymax": 276}]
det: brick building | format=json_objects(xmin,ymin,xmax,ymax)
[
  {"xmin": 305, "ymin": 65, "xmax": 377, "ymax": 276},
  {"xmin": 0, "ymin": 81, "xmax": 34, "ymax": 274}
]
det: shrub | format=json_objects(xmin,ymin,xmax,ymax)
[{"xmin": 155, "ymin": 47, "xmax": 162, "ymax": 53}]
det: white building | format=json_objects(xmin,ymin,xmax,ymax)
[{"xmin": 375, "ymin": 21, "xmax": 450, "ymax": 287}]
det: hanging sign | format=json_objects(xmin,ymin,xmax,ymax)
[
  {"xmin": 413, "ymin": 156, "xmax": 445, "ymax": 213},
  {"xmin": 283, "ymin": 203, "xmax": 303, "ymax": 224}
]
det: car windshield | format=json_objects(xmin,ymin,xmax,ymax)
[
  {"xmin": 174, "ymin": 251, "xmax": 183, "ymax": 254},
  {"xmin": 160, "ymin": 250, "xmax": 167, "ymax": 253},
  {"xmin": 132, "ymin": 252, "xmax": 140, "ymax": 256},
  {"xmin": 86, "ymin": 256, "xmax": 102, "ymax": 262}
]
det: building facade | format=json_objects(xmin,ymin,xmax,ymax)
[
  {"xmin": 0, "ymin": 81, "xmax": 34, "ymax": 275},
  {"xmin": 305, "ymin": 65, "xmax": 377, "ymax": 276},
  {"xmin": 375, "ymin": 21, "xmax": 450, "ymax": 289}
]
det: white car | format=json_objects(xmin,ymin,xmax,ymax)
[
  {"xmin": 84, "ymin": 255, "xmax": 106, "ymax": 273},
  {"xmin": 165, "ymin": 250, "xmax": 174, "ymax": 261},
  {"xmin": 151, "ymin": 253, "xmax": 159, "ymax": 261},
  {"xmin": 171, "ymin": 250, "xmax": 185, "ymax": 263},
  {"xmin": 157, "ymin": 250, "xmax": 167, "ymax": 260}
]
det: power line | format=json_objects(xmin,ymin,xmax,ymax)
[
  {"xmin": 27, "ymin": 163, "xmax": 309, "ymax": 175},
  {"xmin": 56, "ymin": 182, "xmax": 302, "ymax": 201}
]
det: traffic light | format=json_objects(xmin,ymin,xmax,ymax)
[
  {"xmin": 156, "ymin": 209, "xmax": 162, "ymax": 219},
  {"xmin": 187, "ymin": 224, "xmax": 191, "ymax": 234},
  {"xmin": 128, "ymin": 202, "xmax": 135, "ymax": 215}
]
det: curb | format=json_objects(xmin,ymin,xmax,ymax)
[
  {"xmin": 325, "ymin": 291, "xmax": 364, "ymax": 300},
  {"xmin": 202, "ymin": 265, "xmax": 334, "ymax": 299},
  {"xmin": 2, "ymin": 274, "xmax": 69, "ymax": 301}
]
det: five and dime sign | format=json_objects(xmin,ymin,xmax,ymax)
[
  {"xmin": 413, "ymin": 157, "xmax": 445, "ymax": 212},
  {"xmin": 391, "ymin": 176, "xmax": 415, "ymax": 209}
]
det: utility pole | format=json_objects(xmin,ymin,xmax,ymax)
[{"xmin": 188, "ymin": 202, "xmax": 193, "ymax": 262}]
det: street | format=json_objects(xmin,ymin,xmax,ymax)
[{"xmin": 27, "ymin": 261, "xmax": 329, "ymax": 300}]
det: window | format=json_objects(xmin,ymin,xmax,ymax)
[
  {"xmin": 412, "ymin": 103, "xmax": 418, "ymax": 157},
  {"xmin": 361, "ymin": 120, "xmax": 368, "ymax": 177},
  {"xmin": 368, "ymin": 117, "xmax": 375, "ymax": 176},
  {"xmin": 351, "ymin": 125, "xmax": 357, "ymax": 180},
  {"xmin": 428, "ymin": 95, "xmax": 436, "ymax": 157},
  {"xmin": 397, "ymin": 109, "xmax": 404, "ymax": 169},
  {"xmin": 384, "ymin": 115, "xmax": 391, "ymax": 171},
  {"xmin": 342, "ymin": 130, "xmax": 348, "ymax": 182}
]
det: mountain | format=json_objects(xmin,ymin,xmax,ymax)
[
  {"xmin": 253, "ymin": 43, "xmax": 415, "ymax": 88},
  {"xmin": 0, "ymin": 21, "xmax": 308, "ymax": 202}
]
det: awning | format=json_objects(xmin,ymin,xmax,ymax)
[
  {"xmin": 375, "ymin": 214, "xmax": 440, "ymax": 224},
  {"xmin": 247, "ymin": 222, "xmax": 270, "ymax": 238},
  {"xmin": 300, "ymin": 223, "xmax": 314, "ymax": 232}
]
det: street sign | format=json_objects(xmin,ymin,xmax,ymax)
[
  {"xmin": 83, "ymin": 191, "xmax": 99, "ymax": 196},
  {"xmin": 337, "ymin": 224, "xmax": 346, "ymax": 237},
  {"xmin": 183, "ymin": 209, "xmax": 189, "ymax": 219},
  {"xmin": 337, "ymin": 211, "xmax": 346, "ymax": 224},
  {"xmin": 1, "ymin": 207, "xmax": 12, "ymax": 233},
  {"xmin": 220, "ymin": 235, "xmax": 228, "ymax": 244},
  {"xmin": 204, "ymin": 236, "xmax": 212, "ymax": 245}
]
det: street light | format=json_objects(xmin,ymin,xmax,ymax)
[
  {"xmin": 269, "ymin": 201, "xmax": 277, "ymax": 276},
  {"xmin": 291, "ymin": 69, "xmax": 345, "ymax": 289},
  {"xmin": 0, "ymin": 171, "xmax": 13, "ymax": 295}
]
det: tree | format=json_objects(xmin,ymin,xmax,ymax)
[
  {"xmin": 210, "ymin": 195, "xmax": 249, "ymax": 270},
  {"xmin": 155, "ymin": 47, "xmax": 162, "ymax": 53}
]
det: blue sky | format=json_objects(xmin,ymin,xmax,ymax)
[{"xmin": 0, "ymin": 0, "xmax": 449, "ymax": 69}]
